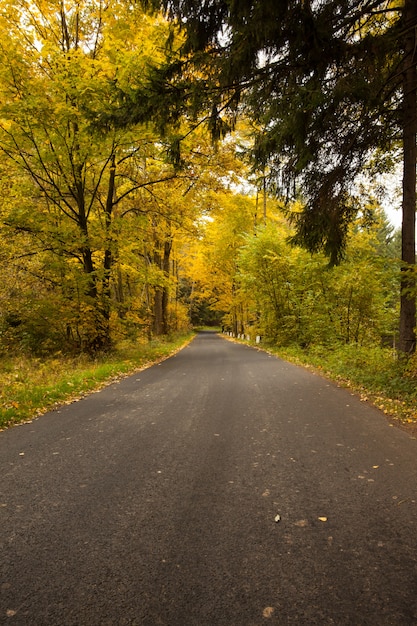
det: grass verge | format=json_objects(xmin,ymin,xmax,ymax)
[
  {"xmin": 266, "ymin": 342, "xmax": 417, "ymax": 433},
  {"xmin": 0, "ymin": 332, "xmax": 195, "ymax": 430},
  {"xmin": 223, "ymin": 333, "xmax": 417, "ymax": 434}
]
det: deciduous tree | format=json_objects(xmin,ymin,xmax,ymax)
[{"xmin": 0, "ymin": 0, "xmax": 191, "ymax": 351}]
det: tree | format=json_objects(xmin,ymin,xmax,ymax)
[
  {"xmin": 0, "ymin": 0, "xmax": 249, "ymax": 354},
  {"xmin": 0, "ymin": 0, "xmax": 194, "ymax": 351},
  {"xmin": 185, "ymin": 191, "xmax": 257, "ymax": 335},
  {"xmin": 212, "ymin": 202, "xmax": 399, "ymax": 348},
  {"xmin": 141, "ymin": 0, "xmax": 417, "ymax": 352},
  {"xmin": 399, "ymin": 0, "xmax": 417, "ymax": 353}
]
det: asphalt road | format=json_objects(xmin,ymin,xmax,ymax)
[{"xmin": 1, "ymin": 331, "xmax": 417, "ymax": 625}]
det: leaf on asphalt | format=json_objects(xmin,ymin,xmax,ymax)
[
  {"xmin": 262, "ymin": 489, "xmax": 270, "ymax": 497},
  {"xmin": 318, "ymin": 516, "xmax": 328, "ymax": 522},
  {"xmin": 274, "ymin": 514, "xmax": 281, "ymax": 523},
  {"xmin": 262, "ymin": 606, "xmax": 275, "ymax": 618},
  {"xmin": 372, "ymin": 465, "xmax": 379, "ymax": 469}
]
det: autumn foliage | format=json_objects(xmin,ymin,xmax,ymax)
[{"xmin": 0, "ymin": 0, "xmax": 406, "ymax": 361}]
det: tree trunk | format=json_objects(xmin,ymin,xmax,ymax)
[
  {"xmin": 399, "ymin": 0, "xmax": 417, "ymax": 354},
  {"xmin": 152, "ymin": 287, "xmax": 164, "ymax": 335},
  {"xmin": 103, "ymin": 155, "xmax": 116, "ymax": 317},
  {"xmin": 152, "ymin": 235, "xmax": 172, "ymax": 335},
  {"xmin": 161, "ymin": 238, "xmax": 172, "ymax": 334}
]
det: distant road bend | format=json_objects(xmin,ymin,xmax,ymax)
[{"xmin": 1, "ymin": 331, "xmax": 417, "ymax": 625}]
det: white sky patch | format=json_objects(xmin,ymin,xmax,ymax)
[{"xmin": 373, "ymin": 168, "xmax": 403, "ymax": 230}]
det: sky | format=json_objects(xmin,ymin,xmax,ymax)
[{"xmin": 375, "ymin": 169, "xmax": 402, "ymax": 230}]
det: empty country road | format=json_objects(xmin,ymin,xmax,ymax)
[{"xmin": 1, "ymin": 331, "xmax": 417, "ymax": 625}]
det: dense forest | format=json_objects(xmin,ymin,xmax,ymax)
[{"xmin": 0, "ymin": 0, "xmax": 415, "ymax": 361}]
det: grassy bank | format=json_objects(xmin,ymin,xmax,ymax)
[
  {"xmin": 0, "ymin": 332, "xmax": 195, "ymax": 430},
  {"xmin": 222, "ymin": 332, "xmax": 417, "ymax": 432},
  {"xmin": 267, "ymin": 342, "xmax": 417, "ymax": 432}
]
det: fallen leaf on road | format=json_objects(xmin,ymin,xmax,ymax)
[
  {"xmin": 318, "ymin": 517, "xmax": 328, "ymax": 522},
  {"xmin": 262, "ymin": 606, "xmax": 275, "ymax": 618},
  {"xmin": 274, "ymin": 514, "xmax": 281, "ymax": 523}
]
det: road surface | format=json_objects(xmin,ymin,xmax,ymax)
[{"xmin": 1, "ymin": 331, "xmax": 417, "ymax": 625}]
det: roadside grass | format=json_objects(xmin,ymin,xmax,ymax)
[
  {"xmin": 0, "ymin": 332, "xmax": 195, "ymax": 430},
  {"xmin": 4, "ymin": 330, "xmax": 416, "ymax": 435},
  {"xmin": 222, "ymin": 332, "xmax": 417, "ymax": 431},
  {"xmin": 266, "ymin": 342, "xmax": 417, "ymax": 431}
]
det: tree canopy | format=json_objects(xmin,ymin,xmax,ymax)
[
  {"xmin": 0, "ymin": 0, "xmax": 232, "ymax": 352},
  {"xmin": 0, "ymin": 0, "xmax": 413, "ymax": 359},
  {"xmin": 138, "ymin": 0, "xmax": 416, "ymax": 352}
]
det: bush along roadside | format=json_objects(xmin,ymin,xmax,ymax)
[{"xmin": 0, "ymin": 332, "xmax": 195, "ymax": 430}]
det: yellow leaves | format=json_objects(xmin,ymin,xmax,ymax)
[{"xmin": 0, "ymin": 0, "xmax": 174, "ymax": 107}]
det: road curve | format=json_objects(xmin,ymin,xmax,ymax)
[{"xmin": 1, "ymin": 331, "xmax": 417, "ymax": 625}]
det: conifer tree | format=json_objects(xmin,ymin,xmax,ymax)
[{"xmin": 141, "ymin": 0, "xmax": 417, "ymax": 352}]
